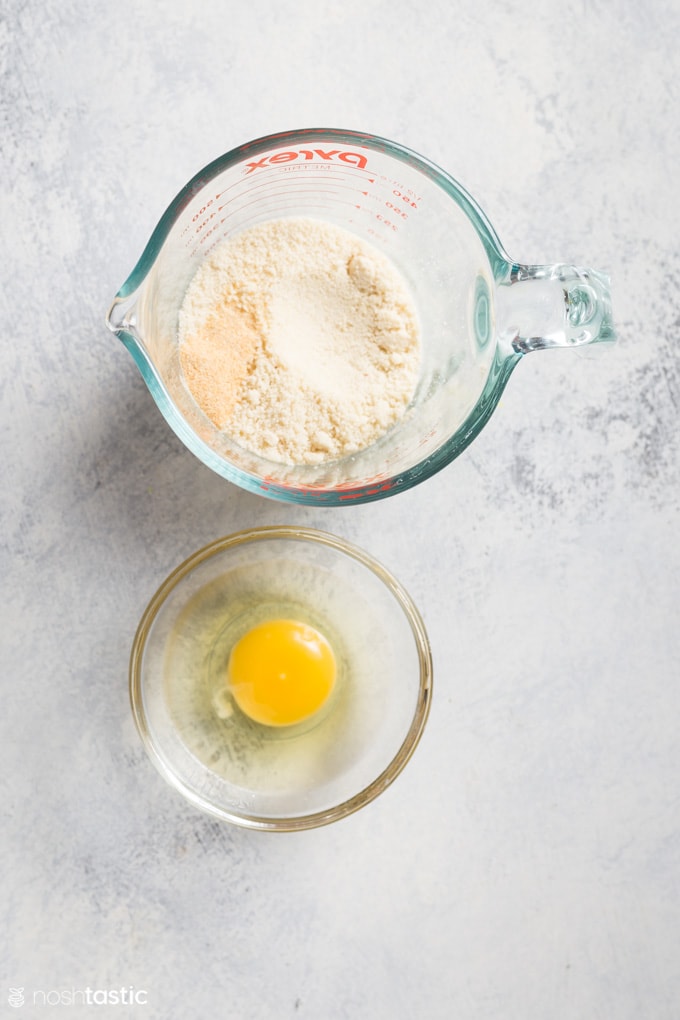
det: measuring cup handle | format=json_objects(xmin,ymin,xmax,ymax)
[{"xmin": 495, "ymin": 264, "xmax": 615, "ymax": 354}]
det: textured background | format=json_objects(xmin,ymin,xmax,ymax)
[{"xmin": 2, "ymin": 1, "xmax": 679, "ymax": 1018}]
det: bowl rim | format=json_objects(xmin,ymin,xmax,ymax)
[{"xmin": 129, "ymin": 525, "xmax": 433, "ymax": 831}]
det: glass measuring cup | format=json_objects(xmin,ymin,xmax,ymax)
[{"xmin": 106, "ymin": 128, "xmax": 615, "ymax": 505}]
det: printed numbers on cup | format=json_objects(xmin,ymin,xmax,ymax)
[
  {"xmin": 385, "ymin": 201, "xmax": 408, "ymax": 220},
  {"xmin": 376, "ymin": 214, "xmax": 398, "ymax": 231},
  {"xmin": 393, "ymin": 189, "xmax": 418, "ymax": 209},
  {"xmin": 192, "ymin": 198, "xmax": 215, "ymax": 222}
]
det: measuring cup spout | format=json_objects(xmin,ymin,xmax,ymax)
[
  {"xmin": 105, "ymin": 283, "xmax": 166, "ymax": 405},
  {"xmin": 106, "ymin": 289, "xmax": 142, "ymax": 344},
  {"xmin": 496, "ymin": 264, "xmax": 615, "ymax": 354}
]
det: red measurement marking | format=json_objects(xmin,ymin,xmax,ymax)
[
  {"xmin": 211, "ymin": 178, "xmax": 367, "ymax": 214},
  {"xmin": 392, "ymin": 189, "xmax": 419, "ymax": 209},
  {"xmin": 376, "ymin": 213, "xmax": 399, "ymax": 232},
  {"xmin": 215, "ymin": 166, "xmax": 376, "ymax": 195},
  {"xmin": 218, "ymin": 190, "xmax": 367, "ymax": 222},
  {"xmin": 213, "ymin": 172, "xmax": 369, "ymax": 212},
  {"xmin": 225, "ymin": 189, "xmax": 360, "ymax": 213},
  {"xmin": 384, "ymin": 200, "xmax": 408, "ymax": 220},
  {"xmin": 185, "ymin": 169, "xmax": 398, "ymax": 251},
  {"xmin": 379, "ymin": 176, "xmax": 423, "ymax": 203},
  {"xmin": 189, "ymin": 196, "xmax": 367, "ymax": 251},
  {"xmin": 273, "ymin": 166, "xmax": 376, "ymax": 180},
  {"xmin": 337, "ymin": 480, "xmax": 392, "ymax": 500}
]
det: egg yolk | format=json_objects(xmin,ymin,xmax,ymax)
[{"xmin": 227, "ymin": 619, "xmax": 336, "ymax": 727}]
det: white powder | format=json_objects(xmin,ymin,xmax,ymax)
[{"xmin": 178, "ymin": 217, "xmax": 421, "ymax": 465}]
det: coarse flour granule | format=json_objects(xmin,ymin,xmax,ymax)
[{"xmin": 178, "ymin": 217, "xmax": 421, "ymax": 465}]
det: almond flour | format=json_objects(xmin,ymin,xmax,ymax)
[{"xmin": 178, "ymin": 217, "xmax": 421, "ymax": 465}]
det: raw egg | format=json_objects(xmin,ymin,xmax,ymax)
[{"xmin": 227, "ymin": 618, "xmax": 336, "ymax": 727}]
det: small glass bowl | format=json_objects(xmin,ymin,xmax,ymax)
[{"xmin": 130, "ymin": 526, "xmax": 433, "ymax": 831}]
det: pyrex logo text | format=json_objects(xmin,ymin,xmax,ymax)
[{"xmin": 244, "ymin": 149, "xmax": 367, "ymax": 173}]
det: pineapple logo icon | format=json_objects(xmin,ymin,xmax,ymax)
[{"xmin": 8, "ymin": 988, "xmax": 24, "ymax": 1008}]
